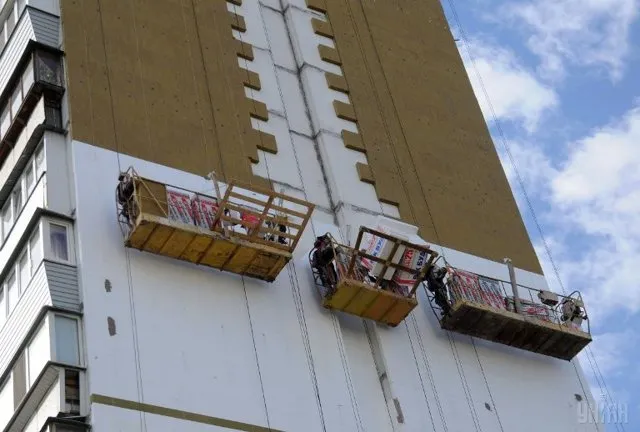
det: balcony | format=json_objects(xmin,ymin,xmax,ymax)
[
  {"xmin": 310, "ymin": 227, "xmax": 438, "ymax": 327},
  {"xmin": 426, "ymin": 266, "xmax": 592, "ymax": 360},
  {"xmin": 0, "ymin": 48, "xmax": 63, "ymax": 164},
  {"xmin": 116, "ymin": 168, "xmax": 315, "ymax": 282}
]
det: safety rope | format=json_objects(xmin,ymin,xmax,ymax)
[
  {"xmin": 181, "ymin": 0, "xmax": 212, "ymax": 178},
  {"xmin": 471, "ymin": 338, "xmax": 504, "ymax": 432},
  {"xmin": 240, "ymin": 276, "xmax": 272, "ymax": 430},
  {"xmin": 403, "ymin": 321, "xmax": 438, "ymax": 432},
  {"xmin": 94, "ymin": 0, "xmax": 147, "ymax": 430},
  {"xmin": 248, "ymin": 4, "xmax": 331, "ymax": 430},
  {"xmin": 336, "ymin": 1, "xmax": 488, "ymax": 429},
  {"xmin": 410, "ymin": 315, "xmax": 449, "ymax": 432},
  {"xmin": 447, "ymin": 331, "xmax": 483, "ymax": 432}
]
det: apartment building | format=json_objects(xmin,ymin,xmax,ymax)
[{"xmin": 0, "ymin": 0, "xmax": 599, "ymax": 431}]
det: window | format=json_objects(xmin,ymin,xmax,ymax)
[
  {"xmin": 29, "ymin": 229, "xmax": 42, "ymax": 274},
  {"xmin": 10, "ymin": 83, "xmax": 22, "ymax": 118},
  {"xmin": 35, "ymin": 146, "xmax": 45, "ymax": 177},
  {"xmin": 0, "ymin": 288, "xmax": 5, "ymax": 329},
  {"xmin": 49, "ymin": 223, "xmax": 69, "ymax": 262},
  {"xmin": 0, "ymin": 376, "xmax": 13, "ymax": 427},
  {"xmin": 0, "ymin": 105, "xmax": 9, "ymax": 138},
  {"xmin": 55, "ymin": 316, "xmax": 79, "ymax": 365},
  {"xmin": 12, "ymin": 183, "xmax": 22, "ymax": 218},
  {"xmin": 18, "ymin": 251, "xmax": 29, "ymax": 293},
  {"xmin": 36, "ymin": 51, "xmax": 63, "ymax": 86},
  {"xmin": 6, "ymin": 10, "xmax": 15, "ymax": 37},
  {"xmin": 27, "ymin": 320, "xmax": 50, "ymax": 387},
  {"xmin": 6, "ymin": 271, "xmax": 17, "ymax": 313},
  {"xmin": 1, "ymin": 201, "xmax": 11, "ymax": 241},
  {"xmin": 12, "ymin": 352, "xmax": 27, "ymax": 406},
  {"xmin": 25, "ymin": 162, "xmax": 34, "ymax": 195},
  {"xmin": 21, "ymin": 59, "xmax": 34, "ymax": 101}
]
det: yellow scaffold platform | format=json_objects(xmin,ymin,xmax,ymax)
[
  {"xmin": 116, "ymin": 168, "xmax": 314, "ymax": 282},
  {"xmin": 310, "ymin": 227, "xmax": 438, "ymax": 326}
]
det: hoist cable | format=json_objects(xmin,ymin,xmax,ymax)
[
  {"xmin": 410, "ymin": 315, "xmax": 450, "ymax": 432},
  {"xmin": 337, "ymin": 2, "xmax": 474, "ymax": 430},
  {"xmin": 95, "ymin": 0, "xmax": 147, "ymax": 430},
  {"xmin": 441, "ymin": 0, "xmax": 613, "ymax": 429},
  {"xmin": 404, "ymin": 321, "xmax": 438, "ymax": 432}
]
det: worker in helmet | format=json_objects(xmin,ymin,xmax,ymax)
[
  {"xmin": 311, "ymin": 234, "xmax": 338, "ymax": 296},
  {"xmin": 426, "ymin": 265, "xmax": 451, "ymax": 316},
  {"xmin": 560, "ymin": 298, "xmax": 587, "ymax": 328},
  {"xmin": 117, "ymin": 173, "xmax": 135, "ymax": 225}
]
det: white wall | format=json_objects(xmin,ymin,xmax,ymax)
[
  {"xmin": 68, "ymin": 1, "xmax": 599, "ymax": 431},
  {"xmin": 72, "ymin": 139, "xmax": 599, "ymax": 432},
  {"xmin": 22, "ymin": 378, "xmax": 61, "ymax": 432}
]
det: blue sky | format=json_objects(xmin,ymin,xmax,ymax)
[{"xmin": 443, "ymin": 0, "xmax": 640, "ymax": 430}]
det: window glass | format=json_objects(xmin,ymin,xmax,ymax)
[
  {"xmin": 7, "ymin": 272, "xmax": 17, "ymax": 314},
  {"xmin": 1, "ymin": 201, "xmax": 11, "ymax": 242},
  {"xmin": 55, "ymin": 316, "xmax": 79, "ymax": 365},
  {"xmin": 36, "ymin": 51, "xmax": 62, "ymax": 86},
  {"xmin": 25, "ymin": 163, "xmax": 34, "ymax": 194},
  {"xmin": 6, "ymin": 9, "xmax": 16, "ymax": 36},
  {"xmin": 0, "ymin": 376, "xmax": 13, "ymax": 427},
  {"xmin": 12, "ymin": 184, "xmax": 22, "ymax": 218},
  {"xmin": 10, "ymin": 84, "xmax": 22, "ymax": 118},
  {"xmin": 22, "ymin": 58, "xmax": 34, "ymax": 96},
  {"xmin": 1, "ymin": 105, "xmax": 10, "ymax": 137},
  {"xmin": 35, "ymin": 145, "xmax": 45, "ymax": 176},
  {"xmin": 18, "ymin": 251, "xmax": 29, "ymax": 294},
  {"xmin": 28, "ymin": 320, "xmax": 50, "ymax": 386},
  {"xmin": 30, "ymin": 229, "xmax": 42, "ymax": 274},
  {"xmin": 50, "ymin": 223, "xmax": 69, "ymax": 262},
  {"xmin": 0, "ymin": 288, "xmax": 5, "ymax": 329}
]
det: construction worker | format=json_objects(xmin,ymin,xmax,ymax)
[
  {"xmin": 560, "ymin": 298, "xmax": 587, "ymax": 328},
  {"xmin": 117, "ymin": 173, "xmax": 135, "ymax": 225},
  {"xmin": 311, "ymin": 234, "xmax": 338, "ymax": 296},
  {"xmin": 426, "ymin": 265, "xmax": 451, "ymax": 316}
]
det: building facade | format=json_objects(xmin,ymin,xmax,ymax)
[{"xmin": 0, "ymin": 0, "xmax": 600, "ymax": 431}]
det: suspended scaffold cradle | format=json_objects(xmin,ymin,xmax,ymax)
[
  {"xmin": 425, "ymin": 263, "xmax": 592, "ymax": 360},
  {"xmin": 310, "ymin": 227, "xmax": 439, "ymax": 327},
  {"xmin": 115, "ymin": 167, "xmax": 315, "ymax": 282}
]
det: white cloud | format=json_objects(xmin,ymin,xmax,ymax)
[
  {"xmin": 462, "ymin": 40, "xmax": 558, "ymax": 133},
  {"xmin": 495, "ymin": 105, "xmax": 640, "ymax": 321},
  {"xmin": 507, "ymin": 0, "xmax": 639, "ymax": 81},
  {"xmin": 547, "ymin": 106, "xmax": 640, "ymax": 319}
]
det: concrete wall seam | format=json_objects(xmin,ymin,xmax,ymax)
[{"xmin": 304, "ymin": 0, "xmax": 395, "ymax": 212}]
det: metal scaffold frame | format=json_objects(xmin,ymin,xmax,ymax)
[
  {"xmin": 310, "ymin": 227, "xmax": 439, "ymax": 326},
  {"xmin": 424, "ymin": 262, "xmax": 592, "ymax": 360},
  {"xmin": 115, "ymin": 167, "xmax": 315, "ymax": 282}
]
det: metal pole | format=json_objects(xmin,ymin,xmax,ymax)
[
  {"xmin": 504, "ymin": 258, "xmax": 522, "ymax": 314},
  {"xmin": 207, "ymin": 171, "xmax": 227, "ymax": 235}
]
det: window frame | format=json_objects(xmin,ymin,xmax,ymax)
[
  {"xmin": 50, "ymin": 312, "xmax": 84, "ymax": 367},
  {"xmin": 43, "ymin": 218, "xmax": 75, "ymax": 265}
]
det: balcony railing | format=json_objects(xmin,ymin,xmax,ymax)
[
  {"xmin": 310, "ymin": 227, "xmax": 439, "ymax": 326},
  {"xmin": 116, "ymin": 167, "xmax": 315, "ymax": 282}
]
